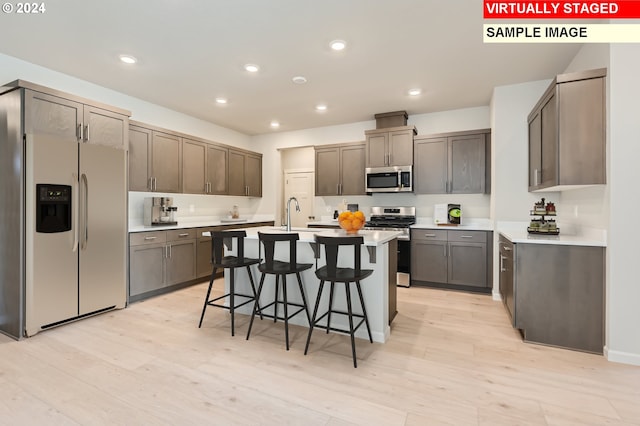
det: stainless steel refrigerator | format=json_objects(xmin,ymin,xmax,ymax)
[{"xmin": 1, "ymin": 82, "xmax": 128, "ymax": 339}]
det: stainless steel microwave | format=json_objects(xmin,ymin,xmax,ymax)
[{"xmin": 365, "ymin": 166, "xmax": 413, "ymax": 193}]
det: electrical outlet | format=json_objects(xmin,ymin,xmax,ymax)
[{"xmin": 325, "ymin": 206, "xmax": 332, "ymax": 212}]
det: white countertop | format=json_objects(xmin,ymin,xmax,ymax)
[
  {"xmin": 411, "ymin": 217, "xmax": 493, "ymax": 231},
  {"xmin": 205, "ymin": 226, "xmax": 403, "ymax": 247},
  {"xmin": 498, "ymin": 223, "xmax": 607, "ymax": 247},
  {"xmin": 129, "ymin": 217, "xmax": 274, "ymax": 233}
]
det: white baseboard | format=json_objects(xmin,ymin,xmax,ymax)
[
  {"xmin": 604, "ymin": 346, "xmax": 640, "ymax": 366},
  {"xmin": 492, "ymin": 291, "xmax": 502, "ymax": 301}
]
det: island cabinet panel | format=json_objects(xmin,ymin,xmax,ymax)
[
  {"xmin": 414, "ymin": 129, "xmax": 490, "ymax": 194},
  {"xmin": 528, "ymin": 67, "xmax": 606, "ymax": 191},
  {"xmin": 505, "ymin": 240, "xmax": 605, "ymax": 354},
  {"xmin": 315, "ymin": 142, "xmax": 366, "ymax": 196},
  {"xmin": 365, "ymin": 126, "xmax": 415, "ymax": 167},
  {"xmin": 411, "ymin": 229, "xmax": 492, "ymax": 292}
]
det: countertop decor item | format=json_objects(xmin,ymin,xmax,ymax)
[
  {"xmin": 527, "ymin": 198, "xmax": 559, "ymax": 235},
  {"xmin": 338, "ymin": 210, "xmax": 365, "ymax": 234}
]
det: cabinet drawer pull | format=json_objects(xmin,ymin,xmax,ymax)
[
  {"xmin": 504, "ymin": 246, "xmax": 512, "ymax": 251},
  {"xmin": 460, "ymin": 235, "xmax": 473, "ymax": 239},
  {"xmin": 144, "ymin": 236, "xmax": 157, "ymax": 240},
  {"xmin": 178, "ymin": 233, "xmax": 189, "ymax": 237},
  {"xmin": 424, "ymin": 233, "xmax": 436, "ymax": 237}
]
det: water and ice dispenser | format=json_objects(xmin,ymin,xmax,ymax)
[{"xmin": 36, "ymin": 184, "xmax": 72, "ymax": 233}]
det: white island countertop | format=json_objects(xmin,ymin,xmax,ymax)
[{"xmin": 205, "ymin": 226, "xmax": 403, "ymax": 247}]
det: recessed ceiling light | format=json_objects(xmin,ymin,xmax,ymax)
[
  {"xmin": 244, "ymin": 63, "xmax": 260, "ymax": 73},
  {"xmin": 330, "ymin": 40, "xmax": 346, "ymax": 51},
  {"xmin": 215, "ymin": 97, "xmax": 228, "ymax": 104},
  {"xmin": 292, "ymin": 76, "xmax": 307, "ymax": 84},
  {"xmin": 315, "ymin": 104, "xmax": 327, "ymax": 112},
  {"xmin": 119, "ymin": 55, "xmax": 137, "ymax": 64},
  {"xmin": 270, "ymin": 121, "xmax": 280, "ymax": 128},
  {"xmin": 408, "ymin": 88, "xmax": 422, "ymax": 96}
]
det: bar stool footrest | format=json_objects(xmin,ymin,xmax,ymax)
[
  {"xmin": 205, "ymin": 293, "xmax": 255, "ymax": 311},
  {"xmin": 255, "ymin": 300, "xmax": 308, "ymax": 322},
  {"xmin": 311, "ymin": 310, "xmax": 367, "ymax": 335}
]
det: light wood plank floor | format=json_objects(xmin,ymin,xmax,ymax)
[{"xmin": 1, "ymin": 280, "xmax": 639, "ymax": 425}]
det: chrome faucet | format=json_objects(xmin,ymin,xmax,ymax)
[{"xmin": 286, "ymin": 197, "xmax": 300, "ymax": 232}]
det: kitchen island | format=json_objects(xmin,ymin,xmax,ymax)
[{"xmin": 213, "ymin": 226, "xmax": 402, "ymax": 343}]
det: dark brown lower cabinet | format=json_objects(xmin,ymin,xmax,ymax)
[
  {"xmin": 411, "ymin": 229, "xmax": 492, "ymax": 293},
  {"xmin": 500, "ymin": 236, "xmax": 605, "ymax": 354}
]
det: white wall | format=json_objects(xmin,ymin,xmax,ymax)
[
  {"xmin": 489, "ymin": 80, "xmax": 558, "ymax": 298},
  {"xmin": 606, "ymin": 43, "xmax": 640, "ymax": 365}
]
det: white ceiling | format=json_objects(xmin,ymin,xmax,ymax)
[{"xmin": 0, "ymin": 0, "xmax": 582, "ymax": 135}]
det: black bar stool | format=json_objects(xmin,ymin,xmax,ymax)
[
  {"xmin": 246, "ymin": 232, "xmax": 312, "ymax": 350},
  {"xmin": 304, "ymin": 235, "xmax": 373, "ymax": 368},
  {"xmin": 198, "ymin": 230, "xmax": 260, "ymax": 336}
]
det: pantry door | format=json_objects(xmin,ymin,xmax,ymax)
[{"xmin": 283, "ymin": 170, "xmax": 314, "ymax": 228}]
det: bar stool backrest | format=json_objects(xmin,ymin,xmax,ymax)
[
  {"xmin": 258, "ymin": 232, "xmax": 300, "ymax": 271},
  {"xmin": 211, "ymin": 230, "xmax": 247, "ymax": 265},
  {"xmin": 315, "ymin": 235, "xmax": 364, "ymax": 277}
]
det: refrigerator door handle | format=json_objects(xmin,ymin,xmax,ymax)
[
  {"xmin": 81, "ymin": 173, "xmax": 89, "ymax": 249},
  {"xmin": 72, "ymin": 172, "xmax": 79, "ymax": 252}
]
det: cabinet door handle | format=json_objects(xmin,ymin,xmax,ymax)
[
  {"xmin": 144, "ymin": 236, "xmax": 156, "ymax": 241},
  {"xmin": 154, "ymin": 177, "xmax": 157, "ymax": 191},
  {"xmin": 504, "ymin": 246, "xmax": 512, "ymax": 252},
  {"xmin": 534, "ymin": 168, "xmax": 541, "ymax": 186},
  {"xmin": 443, "ymin": 245, "xmax": 447, "ymax": 257},
  {"xmin": 168, "ymin": 244, "xmax": 172, "ymax": 258},
  {"xmin": 178, "ymin": 233, "xmax": 189, "ymax": 237},
  {"xmin": 84, "ymin": 124, "xmax": 90, "ymax": 142},
  {"xmin": 500, "ymin": 255, "xmax": 507, "ymax": 272},
  {"xmin": 77, "ymin": 124, "xmax": 83, "ymax": 141}
]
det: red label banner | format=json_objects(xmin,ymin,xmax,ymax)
[{"xmin": 484, "ymin": 1, "xmax": 640, "ymax": 19}]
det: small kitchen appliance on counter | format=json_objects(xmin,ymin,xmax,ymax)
[
  {"xmin": 144, "ymin": 197, "xmax": 178, "ymax": 226},
  {"xmin": 364, "ymin": 206, "xmax": 416, "ymax": 287}
]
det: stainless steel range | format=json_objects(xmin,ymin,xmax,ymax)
[{"xmin": 364, "ymin": 206, "xmax": 416, "ymax": 287}]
